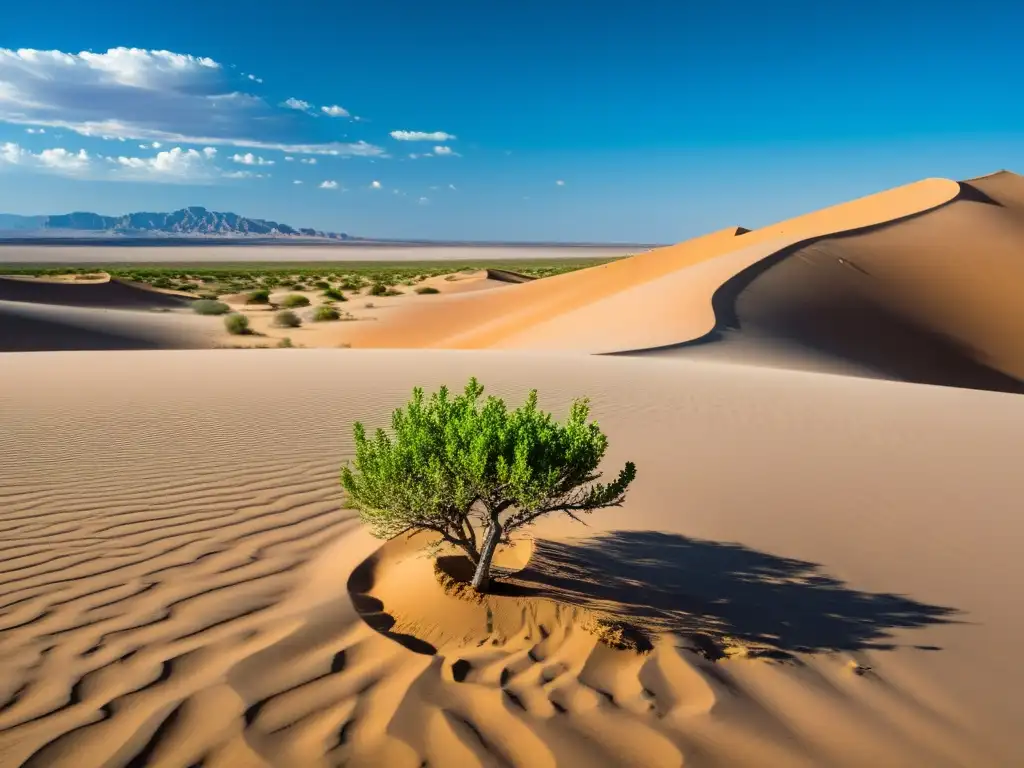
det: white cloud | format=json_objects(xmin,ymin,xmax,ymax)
[
  {"xmin": 371, "ymin": 180, "xmax": 381, "ymax": 189},
  {"xmin": 25, "ymin": 127, "xmax": 45, "ymax": 134},
  {"xmin": 448, "ymin": 183, "xmax": 457, "ymax": 190},
  {"xmin": 556, "ymin": 179, "xmax": 565, "ymax": 186},
  {"xmin": 300, "ymin": 157, "xmax": 317, "ymax": 165},
  {"xmin": 321, "ymin": 105, "xmax": 349, "ymax": 118},
  {"xmin": 293, "ymin": 179, "xmax": 303, "ymax": 184},
  {"xmin": 408, "ymin": 153, "xmax": 419, "ymax": 160},
  {"xmin": 231, "ymin": 152, "xmax": 274, "ymax": 166},
  {"xmin": 320, "ymin": 180, "xmax": 338, "ymax": 189},
  {"xmin": 390, "ymin": 130, "xmax": 456, "ymax": 142},
  {"xmin": 284, "ymin": 155, "xmax": 294, "ymax": 161},
  {"xmin": 432, "ymin": 145, "xmax": 460, "ymax": 157},
  {"xmin": 418, "ymin": 196, "xmax": 429, "ymax": 205},
  {"xmin": 223, "ymin": 169, "xmax": 268, "ymax": 179},
  {"xmin": 0, "ymin": 49, "xmax": 385, "ymax": 158},
  {"xmin": 0, "ymin": 141, "xmax": 90, "ymax": 175},
  {"xmin": 247, "ymin": 73, "xmax": 263, "ymax": 84},
  {"xmin": 110, "ymin": 145, "xmax": 220, "ymax": 182},
  {"xmin": 282, "ymin": 97, "xmax": 312, "ymax": 111}
]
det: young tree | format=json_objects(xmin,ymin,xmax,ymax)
[{"xmin": 341, "ymin": 378, "xmax": 636, "ymax": 592}]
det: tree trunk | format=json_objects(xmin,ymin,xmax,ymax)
[{"xmin": 471, "ymin": 519, "xmax": 502, "ymax": 592}]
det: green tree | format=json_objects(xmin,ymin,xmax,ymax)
[{"xmin": 341, "ymin": 378, "xmax": 636, "ymax": 592}]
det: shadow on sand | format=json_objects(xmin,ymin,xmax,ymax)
[{"xmin": 505, "ymin": 531, "xmax": 960, "ymax": 659}]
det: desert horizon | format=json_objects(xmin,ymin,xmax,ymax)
[{"xmin": 4, "ymin": 168, "xmax": 1024, "ymax": 766}]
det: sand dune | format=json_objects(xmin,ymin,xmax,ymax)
[
  {"xmin": 2, "ymin": 350, "xmax": 1023, "ymax": 767},
  {"xmin": 334, "ymin": 179, "xmax": 960, "ymax": 353},
  {"xmin": 637, "ymin": 171, "xmax": 1024, "ymax": 392},
  {"xmin": 0, "ymin": 276, "xmax": 192, "ymax": 310}
]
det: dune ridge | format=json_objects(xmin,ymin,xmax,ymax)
[{"xmin": 2, "ymin": 350, "xmax": 1023, "ymax": 766}]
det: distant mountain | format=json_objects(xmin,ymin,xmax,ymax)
[{"xmin": 0, "ymin": 207, "xmax": 349, "ymax": 239}]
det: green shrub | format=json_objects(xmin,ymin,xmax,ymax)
[
  {"xmin": 340, "ymin": 278, "xmax": 363, "ymax": 291},
  {"xmin": 224, "ymin": 313, "xmax": 250, "ymax": 335},
  {"xmin": 245, "ymin": 289, "xmax": 270, "ymax": 305},
  {"xmin": 415, "ymin": 286, "xmax": 441, "ymax": 295},
  {"xmin": 314, "ymin": 280, "xmax": 330, "ymax": 290},
  {"xmin": 281, "ymin": 294, "xmax": 311, "ymax": 308},
  {"xmin": 368, "ymin": 283, "xmax": 388, "ymax": 296},
  {"xmin": 278, "ymin": 337, "xmax": 294, "ymax": 348},
  {"xmin": 273, "ymin": 309, "xmax": 302, "ymax": 328},
  {"xmin": 340, "ymin": 378, "xmax": 636, "ymax": 593},
  {"xmin": 312, "ymin": 305, "xmax": 341, "ymax": 322},
  {"xmin": 192, "ymin": 299, "xmax": 231, "ymax": 315},
  {"xmin": 197, "ymin": 291, "xmax": 221, "ymax": 301},
  {"xmin": 322, "ymin": 288, "xmax": 347, "ymax": 302}
]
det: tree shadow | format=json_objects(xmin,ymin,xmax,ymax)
[{"xmin": 503, "ymin": 531, "xmax": 961, "ymax": 659}]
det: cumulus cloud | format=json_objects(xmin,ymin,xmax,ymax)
[
  {"xmin": 370, "ymin": 180, "xmax": 381, "ymax": 189},
  {"xmin": 108, "ymin": 145, "xmax": 221, "ymax": 182},
  {"xmin": 25, "ymin": 127, "xmax": 45, "ymax": 134},
  {"xmin": 247, "ymin": 73, "xmax": 263, "ymax": 84},
  {"xmin": 282, "ymin": 97, "xmax": 312, "ymax": 112},
  {"xmin": 293, "ymin": 179, "xmax": 303, "ymax": 184},
  {"xmin": 448, "ymin": 183, "xmax": 457, "ymax": 190},
  {"xmin": 231, "ymin": 152, "xmax": 274, "ymax": 166},
  {"xmin": 390, "ymin": 130, "xmax": 456, "ymax": 142},
  {"xmin": 556, "ymin": 179, "xmax": 565, "ymax": 186},
  {"xmin": 0, "ymin": 48, "xmax": 384, "ymax": 157},
  {"xmin": 0, "ymin": 141, "xmax": 90, "ymax": 175},
  {"xmin": 432, "ymin": 145, "xmax": 460, "ymax": 157},
  {"xmin": 418, "ymin": 196, "xmax": 429, "ymax": 205},
  {"xmin": 284, "ymin": 155, "xmax": 294, "ymax": 161},
  {"xmin": 321, "ymin": 105, "xmax": 349, "ymax": 118},
  {"xmin": 223, "ymin": 169, "xmax": 268, "ymax": 179},
  {"xmin": 319, "ymin": 180, "xmax": 338, "ymax": 189},
  {"xmin": 300, "ymin": 157, "xmax": 316, "ymax": 165}
]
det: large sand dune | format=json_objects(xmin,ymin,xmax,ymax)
[{"xmin": 1, "ymin": 350, "xmax": 1022, "ymax": 767}]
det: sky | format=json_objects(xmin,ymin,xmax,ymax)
[{"xmin": 1, "ymin": 1, "xmax": 1022, "ymax": 243}]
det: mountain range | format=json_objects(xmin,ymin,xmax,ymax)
[{"xmin": 0, "ymin": 207, "xmax": 349, "ymax": 239}]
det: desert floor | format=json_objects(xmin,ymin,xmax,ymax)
[{"xmin": 2, "ymin": 172, "xmax": 1024, "ymax": 767}]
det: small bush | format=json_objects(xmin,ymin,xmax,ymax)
[
  {"xmin": 278, "ymin": 337, "xmax": 294, "ymax": 348},
  {"xmin": 224, "ymin": 313, "xmax": 250, "ymax": 335},
  {"xmin": 415, "ymin": 286, "xmax": 440, "ymax": 295},
  {"xmin": 192, "ymin": 299, "xmax": 231, "ymax": 315},
  {"xmin": 245, "ymin": 289, "xmax": 270, "ymax": 305},
  {"xmin": 197, "ymin": 291, "xmax": 221, "ymax": 301},
  {"xmin": 312, "ymin": 305, "xmax": 341, "ymax": 322},
  {"xmin": 322, "ymin": 288, "xmax": 347, "ymax": 302},
  {"xmin": 368, "ymin": 283, "xmax": 388, "ymax": 296},
  {"xmin": 340, "ymin": 278, "xmax": 363, "ymax": 291},
  {"xmin": 364, "ymin": 302, "xmax": 375, "ymax": 309},
  {"xmin": 314, "ymin": 280, "xmax": 330, "ymax": 290},
  {"xmin": 281, "ymin": 294, "xmax": 311, "ymax": 308},
  {"xmin": 273, "ymin": 309, "xmax": 302, "ymax": 328}
]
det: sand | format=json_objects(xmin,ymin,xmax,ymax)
[
  {"xmin": 2, "ymin": 350, "xmax": 1023, "ymax": 767},
  {"xmin": 3, "ymin": 172, "xmax": 1024, "ymax": 767}
]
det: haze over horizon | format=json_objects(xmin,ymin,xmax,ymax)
[{"xmin": 1, "ymin": 0, "xmax": 1021, "ymax": 243}]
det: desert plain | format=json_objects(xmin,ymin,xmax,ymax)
[{"xmin": 2, "ymin": 171, "xmax": 1024, "ymax": 767}]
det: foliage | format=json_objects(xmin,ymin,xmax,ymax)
[
  {"xmin": 415, "ymin": 286, "xmax": 441, "ymax": 295},
  {"xmin": 312, "ymin": 304, "xmax": 341, "ymax": 322},
  {"xmin": 281, "ymin": 293, "xmax": 311, "ymax": 308},
  {"xmin": 368, "ymin": 283, "xmax": 389, "ymax": 296},
  {"xmin": 191, "ymin": 299, "xmax": 231, "ymax": 315},
  {"xmin": 340, "ymin": 378, "xmax": 636, "ymax": 591},
  {"xmin": 273, "ymin": 309, "xmax": 302, "ymax": 328},
  {"xmin": 322, "ymin": 287, "xmax": 347, "ymax": 302},
  {"xmin": 224, "ymin": 313, "xmax": 250, "ymax": 334},
  {"xmin": 245, "ymin": 289, "xmax": 270, "ymax": 305},
  {"xmin": 278, "ymin": 337, "xmax": 294, "ymax": 348}
]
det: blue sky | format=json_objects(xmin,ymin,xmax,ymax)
[{"xmin": 1, "ymin": 1, "xmax": 1022, "ymax": 242}]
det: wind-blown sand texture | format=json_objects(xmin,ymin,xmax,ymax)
[{"xmin": 4, "ymin": 172, "xmax": 1024, "ymax": 767}]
